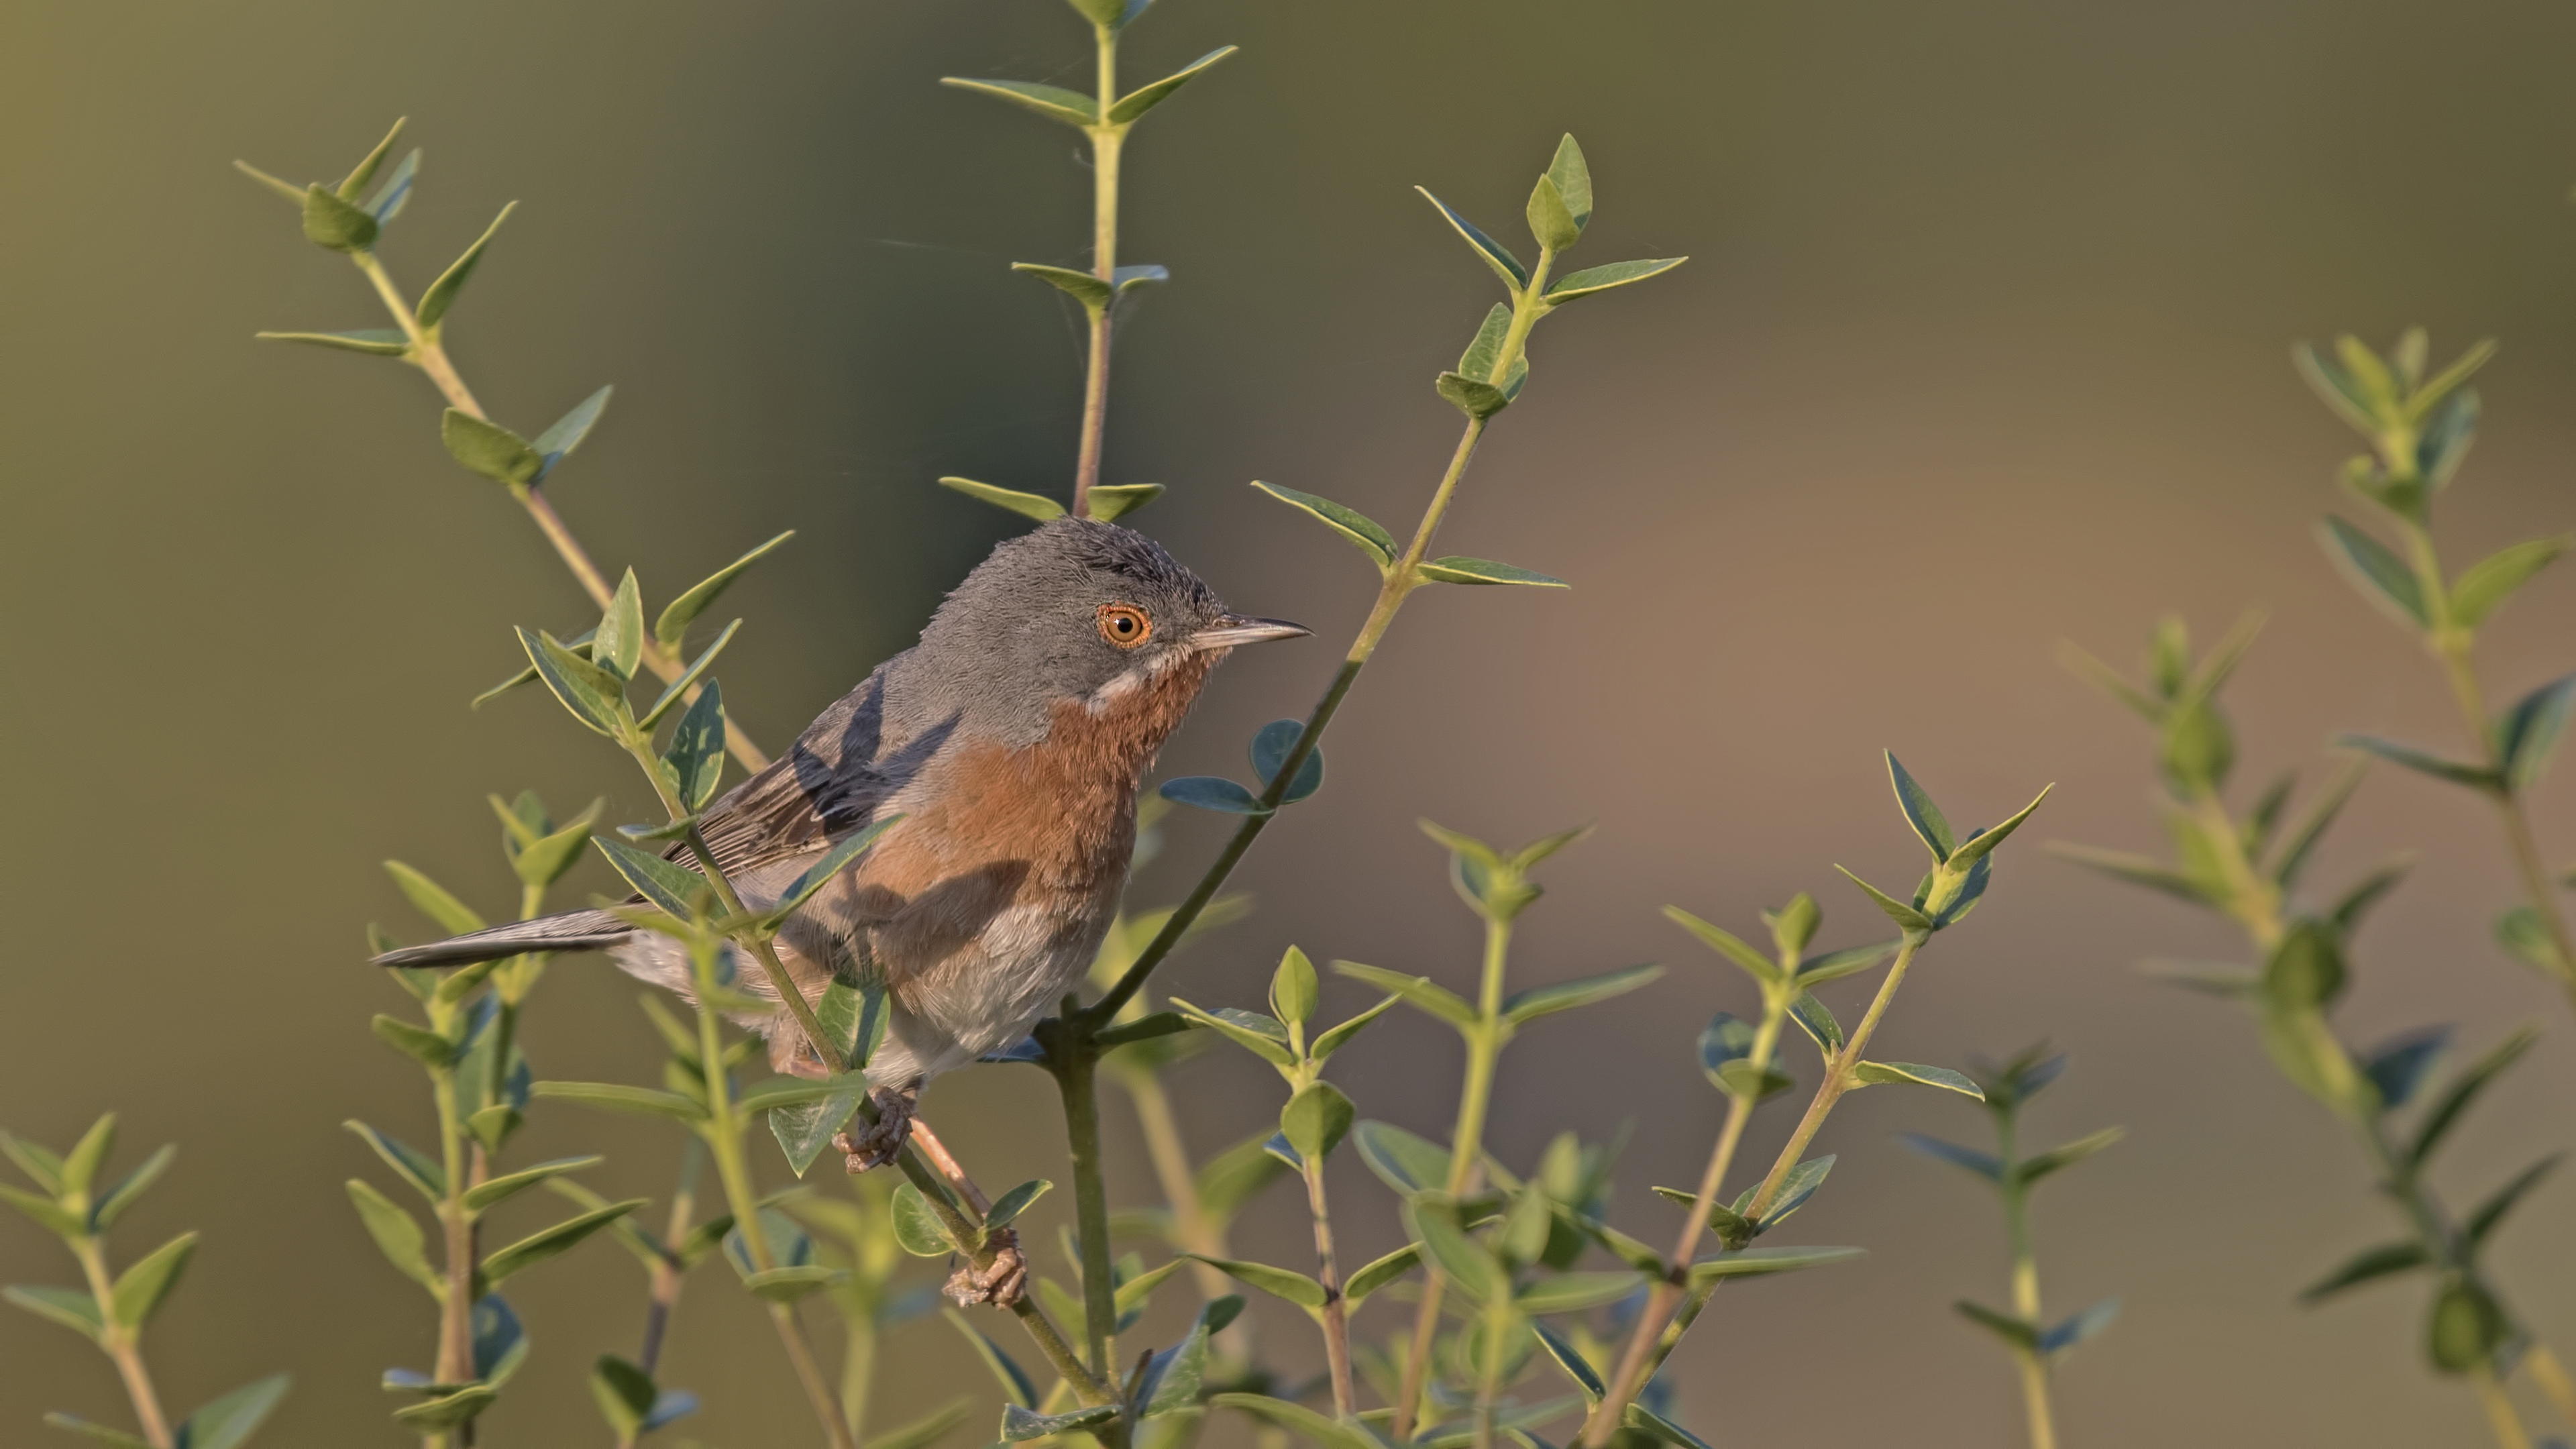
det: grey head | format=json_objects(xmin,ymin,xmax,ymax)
[{"xmin": 887, "ymin": 518, "xmax": 1307, "ymax": 749}]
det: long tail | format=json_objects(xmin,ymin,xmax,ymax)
[{"xmin": 372, "ymin": 909, "xmax": 631, "ymax": 970}]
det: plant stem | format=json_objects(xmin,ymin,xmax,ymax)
[
  {"xmin": 2473, "ymin": 1364, "xmax": 2536, "ymax": 1449},
  {"xmin": 637, "ymin": 1140, "xmax": 701, "ymax": 1377},
  {"xmin": 1089, "ymin": 244, "xmax": 1559, "ymax": 1027},
  {"xmin": 431, "ymin": 1065, "xmax": 476, "ymax": 1395},
  {"xmin": 1393, "ymin": 914, "xmax": 1513, "ymax": 1439},
  {"xmin": 1300, "ymin": 1152, "xmax": 1357, "ymax": 1416},
  {"xmin": 1583, "ymin": 931, "xmax": 1931, "ymax": 1444},
  {"xmin": 1581, "ymin": 995, "xmax": 1788, "ymax": 1447},
  {"xmin": 68, "ymin": 1236, "xmax": 173, "ymax": 1449},
  {"xmin": 1054, "ymin": 1025, "xmax": 1122, "ymax": 1379},
  {"xmin": 1996, "ymin": 1110, "xmax": 2058, "ymax": 1449},
  {"xmin": 347, "ymin": 249, "xmax": 768, "ymax": 771},
  {"xmin": 1073, "ymin": 21, "xmax": 1124, "ymax": 521},
  {"xmin": 688, "ymin": 942, "xmax": 860, "ymax": 1449}
]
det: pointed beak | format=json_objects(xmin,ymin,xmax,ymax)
[{"xmin": 1189, "ymin": 614, "xmax": 1311, "ymax": 651}]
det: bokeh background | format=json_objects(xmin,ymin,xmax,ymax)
[{"xmin": 5, "ymin": 0, "xmax": 2576, "ymax": 1443}]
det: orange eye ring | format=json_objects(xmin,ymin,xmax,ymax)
[{"xmin": 1097, "ymin": 603, "xmax": 1154, "ymax": 649}]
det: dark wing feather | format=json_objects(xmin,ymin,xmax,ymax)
[{"xmin": 686, "ymin": 666, "xmax": 910, "ymax": 876}]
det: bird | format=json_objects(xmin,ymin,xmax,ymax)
[{"xmin": 375, "ymin": 516, "xmax": 1306, "ymax": 1195}]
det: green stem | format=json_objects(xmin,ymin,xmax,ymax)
[
  {"xmin": 1996, "ymin": 1110, "xmax": 2057, "ymax": 1449},
  {"xmin": 1300, "ymin": 1150, "xmax": 1356, "ymax": 1417},
  {"xmin": 1393, "ymin": 915, "xmax": 1513, "ymax": 1439},
  {"xmin": 1055, "ymin": 1022, "xmax": 1121, "ymax": 1379},
  {"xmin": 1585, "ymin": 930, "xmax": 1931, "ymax": 1442},
  {"xmin": 1472, "ymin": 1299, "xmax": 1508, "ymax": 1449},
  {"xmin": 431, "ymin": 1065, "xmax": 476, "ymax": 1395},
  {"xmin": 1580, "ymin": 989, "xmax": 1788, "ymax": 1448},
  {"xmin": 346, "ymin": 249, "xmax": 769, "ymax": 771},
  {"xmin": 69, "ymin": 1236, "xmax": 174, "ymax": 1449},
  {"xmin": 1073, "ymin": 22, "xmax": 1123, "ymax": 521},
  {"xmin": 1089, "ymin": 245, "xmax": 1558, "ymax": 1026},
  {"xmin": 637, "ymin": 1140, "xmax": 701, "ymax": 1379},
  {"xmin": 2474, "ymin": 1364, "xmax": 2536, "ymax": 1449}
]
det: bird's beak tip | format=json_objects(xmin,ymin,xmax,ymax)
[{"xmin": 1193, "ymin": 614, "xmax": 1311, "ymax": 649}]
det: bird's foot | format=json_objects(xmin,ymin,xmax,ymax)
[
  {"xmin": 832, "ymin": 1087, "xmax": 917, "ymax": 1173},
  {"xmin": 946, "ymin": 1228, "xmax": 1028, "ymax": 1309}
]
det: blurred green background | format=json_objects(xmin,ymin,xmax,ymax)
[{"xmin": 5, "ymin": 0, "xmax": 2576, "ymax": 1443}]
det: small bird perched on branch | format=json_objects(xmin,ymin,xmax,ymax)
[{"xmin": 375, "ymin": 517, "xmax": 1305, "ymax": 1203}]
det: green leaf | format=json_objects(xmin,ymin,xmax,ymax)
[
  {"xmin": 2494, "ymin": 674, "xmax": 2576, "ymax": 790},
  {"xmin": 1947, "ymin": 786, "xmax": 2053, "ymax": 868},
  {"xmin": 1249, "ymin": 481, "xmax": 1397, "ymax": 571},
  {"xmin": 2334, "ymin": 733, "xmax": 2496, "ymax": 790},
  {"xmin": 982, "ymin": 1179, "xmax": 1053, "ymax": 1236},
  {"xmin": 1169, "ymin": 1000, "xmax": 1298, "ymax": 1066},
  {"xmin": 2428, "ymin": 1279, "xmax": 2508, "ymax": 1373},
  {"xmin": 2041, "ymin": 1298, "xmax": 2120, "ymax": 1360},
  {"xmin": 2018, "ymin": 1127, "xmax": 2126, "ymax": 1185},
  {"xmin": 1, "ymin": 1132, "xmax": 66, "ymax": 1195},
  {"xmin": 41, "ymin": 1413, "xmax": 152, "ymax": 1447},
  {"xmin": 944, "ymin": 1307, "xmax": 1038, "ymax": 1407},
  {"xmin": 1416, "ymin": 188, "xmax": 1528, "ymax": 290},
  {"xmin": 87, "ymin": 1146, "xmax": 174, "ymax": 1234},
  {"xmin": 1159, "ymin": 775, "xmax": 1270, "ymax": 816},
  {"xmin": 1897, "ymin": 1132, "xmax": 2004, "ymax": 1181},
  {"xmin": 1532, "ymin": 1320, "xmax": 1604, "ymax": 1402},
  {"xmin": 592, "ymin": 1355, "xmax": 657, "ymax": 1436},
  {"xmin": 370, "ymin": 1014, "xmax": 456, "ymax": 1069},
  {"xmin": 382, "ymin": 862, "xmax": 486, "ymax": 936},
  {"xmin": 2496, "ymin": 906, "xmax": 2563, "ymax": 975},
  {"xmin": 441, "ymin": 412, "xmax": 541, "ymax": 487},
  {"xmin": 865, "ymin": 1399, "xmax": 971, "ymax": 1449},
  {"xmin": 767, "ymin": 1082, "xmax": 867, "ymax": 1179},
  {"xmin": 653, "ymin": 531, "xmax": 793, "ymax": 651},
  {"xmin": 1185, "ymin": 1252, "xmax": 1328, "ymax": 1309},
  {"xmin": 1249, "ymin": 720, "xmax": 1326, "ymax": 805},
  {"xmin": 527, "ymin": 384, "xmax": 612, "ymax": 484},
  {"xmin": 2300, "ymin": 1241, "xmax": 2428, "ymax": 1302},
  {"xmin": 1311, "ymin": 994, "xmax": 1401, "ymax": 1063},
  {"xmin": 1457, "ymin": 302, "xmax": 1513, "ymax": 384},
  {"xmin": 1788, "ymin": 993, "xmax": 1843, "ymax": 1059},
  {"xmin": 1621, "ymin": 1403, "xmax": 1717, "ymax": 1449},
  {"xmin": 1756, "ymin": 1156, "xmax": 1835, "ymax": 1232},
  {"xmin": 1002, "ymin": 1404, "xmax": 1121, "ymax": 1442},
  {"xmin": 661, "ymin": 680, "xmax": 729, "ymax": 812},
  {"xmin": 938, "ymin": 76, "xmax": 1098, "ymax": 128},
  {"xmin": 590, "ymin": 570, "xmax": 646, "ymax": 682},
  {"xmin": 1955, "ymin": 1299, "xmax": 2041, "ymax": 1351},
  {"xmin": 2451, "ymin": 536, "xmax": 2569, "ymax": 629},
  {"xmin": 1794, "ymin": 942, "xmax": 1893, "ymax": 988},
  {"xmin": 1501, "ymin": 963, "xmax": 1662, "ymax": 1024},
  {"xmin": 1663, "ymin": 906, "xmax": 1783, "ymax": 985},
  {"xmin": 1838, "ymin": 866, "xmax": 1933, "ymax": 933},
  {"xmin": 1516, "ymin": 1269, "xmax": 1646, "ymax": 1314},
  {"xmin": 2465, "ymin": 1154, "xmax": 2559, "ymax": 1248},
  {"xmin": 300, "ymin": 183, "xmax": 378, "ymax": 251},
  {"xmin": 1685, "ymin": 1244, "xmax": 1866, "ymax": 1283},
  {"xmin": 345, "ymin": 1120, "xmax": 447, "ymax": 1201},
  {"xmin": 2046, "ymin": 844, "xmax": 2221, "ymax": 909},
  {"xmin": 2410, "ymin": 1027, "xmax": 2540, "ymax": 1171},
  {"xmin": 1417, "ymin": 555, "xmax": 1563, "ymax": 586},
  {"xmin": 1406, "ymin": 1197, "xmax": 1505, "ymax": 1303},
  {"xmin": 1436, "ymin": 369, "xmax": 1513, "ymax": 420},
  {"xmin": 2319, "ymin": 517, "xmax": 2430, "ymax": 629},
  {"xmin": 890, "ymin": 1184, "xmax": 959, "ymax": 1257},
  {"xmin": 1853, "ymin": 1061, "xmax": 1984, "ymax": 1098},
  {"xmin": 53, "ymin": 1118, "xmax": 112, "ymax": 1202},
  {"xmin": 2329, "ymin": 859, "xmax": 2413, "ymax": 937},
  {"xmin": 336, "ymin": 118, "xmax": 405, "ymax": 199},
  {"xmin": 1012, "ymin": 262, "xmax": 1112, "ymax": 313},
  {"xmin": 594, "ymin": 836, "xmax": 712, "ymax": 920},
  {"xmin": 1108, "ymin": 46, "xmax": 1238, "ymax": 124},
  {"xmin": 0, "ymin": 1184, "xmax": 82, "ymax": 1238},
  {"xmin": 417, "ymin": 203, "xmax": 515, "ymax": 329},
  {"xmin": 497, "ymin": 799, "xmax": 600, "ymax": 890},
  {"xmin": 533, "ymin": 1080, "xmax": 707, "ymax": 1124},
  {"xmin": 2263, "ymin": 920, "xmax": 2347, "ymax": 1014},
  {"xmin": 1545, "ymin": 134, "xmax": 1593, "ymax": 230},
  {"xmin": 346, "ymin": 1180, "xmax": 440, "ymax": 1295},
  {"xmin": 1884, "ymin": 753, "xmax": 1956, "ymax": 861},
  {"xmin": 1343, "ymin": 1243, "xmax": 1419, "ymax": 1305},
  {"xmin": 1332, "ymin": 961, "xmax": 1476, "ymax": 1029},
  {"xmin": 1211, "ymin": 1394, "xmax": 1386, "ymax": 1449},
  {"xmin": 483, "ymin": 1199, "xmax": 643, "ymax": 1284},
  {"xmin": 1262, "ymin": 944, "xmax": 1320, "ymax": 1026},
  {"xmin": 368, "ymin": 147, "xmax": 419, "ymax": 222},
  {"xmin": 1281, "ymin": 1082, "xmax": 1356, "ymax": 1161},
  {"xmin": 255, "ymin": 327, "xmax": 411, "ymax": 356},
  {"xmin": 1352, "ymin": 1120, "xmax": 1453, "ymax": 1198},
  {"xmin": 462, "ymin": 1157, "xmax": 600, "ymax": 1215},
  {"xmin": 1543, "ymin": 257, "xmax": 1685, "ymax": 305},
  {"xmin": 5, "ymin": 1285, "xmax": 103, "ymax": 1342},
  {"xmin": 1088, "ymin": 482, "xmax": 1163, "ymax": 521},
  {"xmin": 1525, "ymin": 174, "xmax": 1581, "ymax": 252},
  {"xmin": 392, "ymin": 1385, "xmax": 497, "ymax": 1431}
]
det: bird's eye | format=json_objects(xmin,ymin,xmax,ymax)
[{"xmin": 1097, "ymin": 603, "xmax": 1153, "ymax": 649}]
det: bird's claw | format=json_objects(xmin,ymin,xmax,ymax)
[
  {"xmin": 946, "ymin": 1229, "xmax": 1028, "ymax": 1309},
  {"xmin": 832, "ymin": 1087, "xmax": 917, "ymax": 1173}
]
